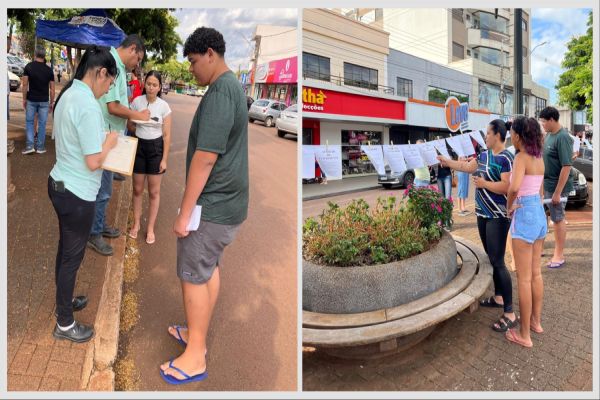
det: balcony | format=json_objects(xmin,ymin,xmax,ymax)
[
  {"xmin": 303, "ymin": 72, "xmax": 395, "ymax": 95},
  {"xmin": 467, "ymin": 28, "xmax": 509, "ymax": 51}
]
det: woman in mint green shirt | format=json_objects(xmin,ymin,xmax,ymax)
[{"xmin": 48, "ymin": 46, "xmax": 119, "ymax": 343}]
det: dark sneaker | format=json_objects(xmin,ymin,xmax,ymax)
[
  {"xmin": 36, "ymin": 148, "xmax": 47, "ymax": 154},
  {"xmin": 72, "ymin": 295, "xmax": 88, "ymax": 312},
  {"xmin": 53, "ymin": 321, "xmax": 94, "ymax": 343},
  {"xmin": 87, "ymin": 235, "xmax": 114, "ymax": 256},
  {"xmin": 102, "ymin": 226, "xmax": 121, "ymax": 238},
  {"xmin": 22, "ymin": 147, "xmax": 35, "ymax": 155},
  {"xmin": 113, "ymin": 173, "xmax": 126, "ymax": 181}
]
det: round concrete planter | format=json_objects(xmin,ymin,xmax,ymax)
[{"xmin": 303, "ymin": 231, "xmax": 458, "ymax": 314}]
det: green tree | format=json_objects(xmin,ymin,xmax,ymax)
[{"xmin": 556, "ymin": 11, "xmax": 593, "ymax": 123}]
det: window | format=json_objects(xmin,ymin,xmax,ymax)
[
  {"xmin": 341, "ymin": 130, "xmax": 383, "ymax": 175},
  {"xmin": 522, "ymin": 20, "xmax": 528, "ymax": 31},
  {"xmin": 473, "ymin": 46, "xmax": 508, "ymax": 67},
  {"xmin": 302, "ymin": 52, "xmax": 330, "ymax": 82},
  {"xmin": 535, "ymin": 96, "xmax": 547, "ymax": 118},
  {"xmin": 427, "ymin": 86, "xmax": 469, "ymax": 105},
  {"xmin": 452, "ymin": 9, "xmax": 463, "ymax": 22},
  {"xmin": 467, "ymin": 49, "xmax": 471, "ymax": 56},
  {"xmin": 396, "ymin": 77, "xmax": 413, "ymax": 98},
  {"xmin": 474, "ymin": 11, "xmax": 508, "ymax": 34},
  {"xmin": 452, "ymin": 42, "xmax": 465, "ymax": 59},
  {"xmin": 343, "ymin": 62, "xmax": 378, "ymax": 90}
]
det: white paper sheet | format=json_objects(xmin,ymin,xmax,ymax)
[
  {"xmin": 360, "ymin": 145, "xmax": 386, "ymax": 175},
  {"xmin": 417, "ymin": 142, "xmax": 440, "ymax": 166},
  {"xmin": 445, "ymin": 135, "xmax": 466, "ymax": 157},
  {"xmin": 399, "ymin": 144, "xmax": 425, "ymax": 169},
  {"xmin": 572, "ymin": 136, "xmax": 581, "ymax": 153},
  {"xmin": 382, "ymin": 145, "xmax": 407, "ymax": 175},
  {"xmin": 302, "ymin": 146, "xmax": 316, "ymax": 179},
  {"xmin": 432, "ymin": 139, "xmax": 450, "ymax": 158},
  {"xmin": 314, "ymin": 145, "xmax": 343, "ymax": 180},
  {"xmin": 101, "ymin": 135, "xmax": 138, "ymax": 176},
  {"xmin": 469, "ymin": 130, "xmax": 488, "ymax": 149},
  {"xmin": 177, "ymin": 205, "xmax": 202, "ymax": 231},
  {"xmin": 459, "ymin": 133, "xmax": 476, "ymax": 156}
]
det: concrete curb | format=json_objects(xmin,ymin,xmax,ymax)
[
  {"xmin": 302, "ymin": 185, "xmax": 381, "ymax": 201},
  {"xmin": 81, "ymin": 177, "xmax": 132, "ymax": 391}
]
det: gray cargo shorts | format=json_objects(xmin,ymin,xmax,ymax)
[
  {"xmin": 177, "ymin": 220, "xmax": 241, "ymax": 285},
  {"xmin": 544, "ymin": 189, "xmax": 568, "ymax": 223}
]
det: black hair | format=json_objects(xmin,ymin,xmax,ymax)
[
  {"xmin": 183, "ymin": 27, "xmax": 226, "ymax": 57},
  {"xmin": 54, "ymin": 46, "xmax": 118, "ymax": 112},
  {"xmin": 142, "ymin": 70, "xmax": 163, "ymax": 98},
  {"xmin": 511, "ymin": 116, "xmax": 544, "ymax": 158},
  {"xmin": 488, "ymin": 118, "xmax": 508, "ymax": 142},
  {"xmin": 120, "ymin": 34, "xmax": 146, "ymax": 54},
  {"xmin": 539, "ymin": 106, "xmax": 559, "ymax": 122}
]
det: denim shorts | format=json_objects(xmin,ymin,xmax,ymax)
[
  {"xmin": 544, "ymin": 190, "xmax": 567, "ymax": 223},
  {"xmin": 510, "ymin": 194, "xmax": 548, "ymax": 244}
]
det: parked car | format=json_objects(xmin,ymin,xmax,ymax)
[
  {"xmin": 7, "ymin": 55, "xmax": 23, "ymax": 76},
  {"xmin": 378, "ymin": 165, "xmax": 437, "ymax": 189},
  {"xmin": 193, "ymin": 87, "xmax": 207, "ymax": 97},
  {"xmin": 246, "ymin": 96, "xmax": 254, "ymax": 110},
  {"xmin": 248, "ymin": 99, "xmax": 286, "ymax": 127},
  {"xmin": 564, "ymin": 166, "xmax": 589, "ymax": 207},
  {"xmin": 8, "ymin": 71, "xmax": 20, "ymax": 91},
  {"xmin": 275, "ymin": 104, "xmax": 298, "ymax": 138},
  {"xmin": 573, "ymin": 147, "xmax": 593, "ymax": 181},
  {"xmin": 162, "ymin": 83, "xmax": 170, "ymax": 95}
]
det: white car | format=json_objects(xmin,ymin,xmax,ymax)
[
  {"xmin": 275, "ymin": 104, "xmax": 298, "ymax": 138},
  {"xmin": 8, "ymin": 70, "xmax": 20, "ymax": 91}
]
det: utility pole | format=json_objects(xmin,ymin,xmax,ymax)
[
  {"xmin": 513, "ymin": 9, "xmax": 524, "ymax": 115},
  {"xmin": 250, "ymin": 34, "xmax": 261, "ymax": 99}
]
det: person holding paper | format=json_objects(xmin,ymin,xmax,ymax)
[
  {"xmin": 127, "ymin": 70, "xmax": 172, "ymax": 245},
  {"xmin": 437, "ymin": 119, "xmax": 517, "ymax": 333},
  {"xmin": 88, "ymin": 35, "xmax": 150, "ymax": 257},
  {"xmin": 414, "ymin": 139, "xmax": 431, "ymax": 187},
  {"xmin": 160, "ymin": 27, "xmax": 248, "ymax": 385},
  {"xmin": 505, "ymin": 116, "xmax": 547, "ymax": 348},
  {"xmin": 48, "ymin": 46, "xmax": 119, "ymax": 342},
  {"xmin": 539, "ymin": 107, "xmax": 573, "ymax": 269}
]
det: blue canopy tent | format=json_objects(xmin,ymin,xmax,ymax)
[{"xmin": 35, "ymin": 9, "xmax": 126, "ymax": 49}]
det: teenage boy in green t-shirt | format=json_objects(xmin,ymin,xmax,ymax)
[
  {"xmin": 539, "ymin": 106, "xmax": 573, "ymax": 269},
  {"xmin": 160, "ymin": 27, "xmax": 249, "ymax": 385}
]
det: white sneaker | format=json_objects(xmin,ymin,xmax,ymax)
[
  {"xmin": 36, "ymin": 148, "xmax": 47, "ymax": 154},
  {"xmin": 22, "ymin": 147, "xmax": 35, "ymax": 155}
]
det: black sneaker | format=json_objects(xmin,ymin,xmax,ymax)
[
  {"xmin": 102, "ymin": 226, "xmax": 121, "ymax": 238},
  {"xmin": 87, "ymin": 235, "xmax": 114, "ymax": 256},
  {"xmin": 53, "ymin": 321, "xmax": 94, "ymax": 343},
  {"xmin": 72, "ymin": 295, "xmax": 88, "ymax": 312}
]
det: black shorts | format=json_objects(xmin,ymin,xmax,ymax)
[{"xmin": 133, "ymin": 137, "xmax": 165, "ymax": 175}]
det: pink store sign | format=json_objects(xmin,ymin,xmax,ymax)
[{"xmin": 266, "ymin": 56, "xmax": 297, "ymax": 84}]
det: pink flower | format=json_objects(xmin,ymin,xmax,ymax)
[
  {"xmin": 404, "ymin": 188, "xmax": 409, "ymax": 196},
  {"xmin": 448, "ymin": 196, "xmax": 453, "ymax": 203},
  {"xmin": 437, "ymin": 220, "xmax": 442, "ymax": 226},
  {"xmin": 431, "ymin": 203, "xmax": 436, "ymax": 209},
  {"xmin": 437, "ymin": 205, "xmax": 442, "ymax": 213}
]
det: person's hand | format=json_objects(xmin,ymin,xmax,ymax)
[
  {"xmin": 159, "ymin": 159, "xmax": 167, "ymax": 173},
  {"xmin": 473, "ymin": 176, "xmax": 487, "ymax": 189},
  {"xmin": 437, "ymin": 155, "xmax": 449, "ymax": 167},
  {"xmin": 552, "ymin": 191, "xmax": 562, "ymax": 205},
  {"xmin": 508, "ymin": 203, "xmax": 522, "ymax": 218},
  {"xmin": 106, "ymin": 131, "xmax": 119, "ymax": 149},
  {"xmin": 136, "ymin": 109, "xmax": 151, "ymax": 121},
  {"xmin": 173, "ymin": 213, "xmax": 190, "ymax": 238}
]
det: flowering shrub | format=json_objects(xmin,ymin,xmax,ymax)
[
  {"xmin": 303, "ymin": 196, "xmax": 442, "ymax": 267},
  {"xmin": 404, "ymin": 184, "xmax": 453, "ymax": 232}
]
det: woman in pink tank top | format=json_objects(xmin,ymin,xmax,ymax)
[{"xmin": 505, "ymin": 116, "xmax": 547, "ymax": 348}]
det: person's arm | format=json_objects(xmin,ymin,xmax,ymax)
[
  {"xmin": 21, "ymin": 75, "xmax": 28, "ymax": 109},
  {"xmin": 159, "ymin": 113, "xmax": 172, "ymax": 173},
  {"xmin": 107, "ymin": 101, "xmax": 150, "ymax": 121},
  {"xmin": 84, "ymin": 132, "xmax": 119, "ymax": 170},
  {"xmin": 507, "ymin": 153, "xmax": 525, "ymax": 216},
  {"xmin": 49, "ymin": 81, "xmax": 56, "ymax": 112},
  {"xmin": 552, "ymin": 134, "xmax": 573, "ymax": 204},
  {"xmin": 437, "ymin": 154, "xmax": 478, "ymax": 173},
  {"xmin": 173, "ymin": 150, "xmax": 218, "ymax": 237}
]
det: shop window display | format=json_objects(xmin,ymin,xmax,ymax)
[{"xmin": 341, "ymin": 130, "xmax": 382, "ymax": 176}]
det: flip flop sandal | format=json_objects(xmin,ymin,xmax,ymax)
[
  {"xmin": 492, "ymin": 315, "xmax": 519, "ymax": 332},
  {"xmin": 127, "ymin": 230, "xmax": 138, "ymax": 239},
  {"xmin": 505, "ymin": 328, "xmax": 533, "ymax": 348},
  {"xmin": 169, "ymin": 325, "xmax": 187, "ymax": 347},
  {"xmin": 160, "ymin": 359, "xmax": 208, "ymax": 385},
  {"xmin": 480, "ymin": 296, "xmax": 504, "ymax": 308},
  {"xmin": 547, "ymin": 260, "xmax": 566, "ymax": 269}
]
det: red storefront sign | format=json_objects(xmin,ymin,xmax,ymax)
[
  {"xmin": 302, "ymin": 87, "xmax": 406, "ymax": 121},
  {"xmin": 266, "ymin": 56, "xmax": 297, "ymax": 83}
]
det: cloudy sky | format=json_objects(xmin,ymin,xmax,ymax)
[
  {"xmin": 530, "ymin": 8, "xmax": 592, "ymax": 105},
  {"xmin": 172, "ymin": 8, "xmax": 297, "ymax": 71}
]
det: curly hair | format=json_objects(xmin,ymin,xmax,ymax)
[
  {"xmin": 183, "ymin": 27, "xmax": 226, "ymax": 57},
  {"xmin": 511, "ymin": 116, "xmax": 544, "ymax": 158}
]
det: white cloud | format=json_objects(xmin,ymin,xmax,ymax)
[{"xmin": 172, "ymin": 8, "xmax": 297, "ymax": 69}]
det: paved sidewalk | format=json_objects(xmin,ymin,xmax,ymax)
[
  {"xmin": 302, "ymin": 175, "xmax": 379, "ymax": 200},
  {"xmin": 7, "ymin": 101, "xmax": 130, "ymax": 391},
  {"xmin": 302, "ymin": 187, "xmax": 594, "ymax": 391}
]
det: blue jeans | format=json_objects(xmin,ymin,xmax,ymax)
[
  {"xmin": 91, "ymin": 170, "xmax": 114, "ymax": 236},
  {"xmin": 437, "ymin": 174, "xmax": 452, "ymax": 199},
  {"xmin": 25, "ymin": 101, "xmax": 50, "ymax": 150}
]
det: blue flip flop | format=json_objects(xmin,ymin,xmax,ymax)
[
  {"xmin": 170, "ymin": 325, "xmax": 187, "ymax": 347},
  {"xmin": 160, "ymin": 359, "xmax": 208, "ymax": 385},
  {"xmin": 547, "ymin": 260, "xmax": 566, "ymax": 269}
]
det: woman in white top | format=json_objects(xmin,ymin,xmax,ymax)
[{"xmin": 127, "ymin": 70, "xmax": 172, "ymax": 244}]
